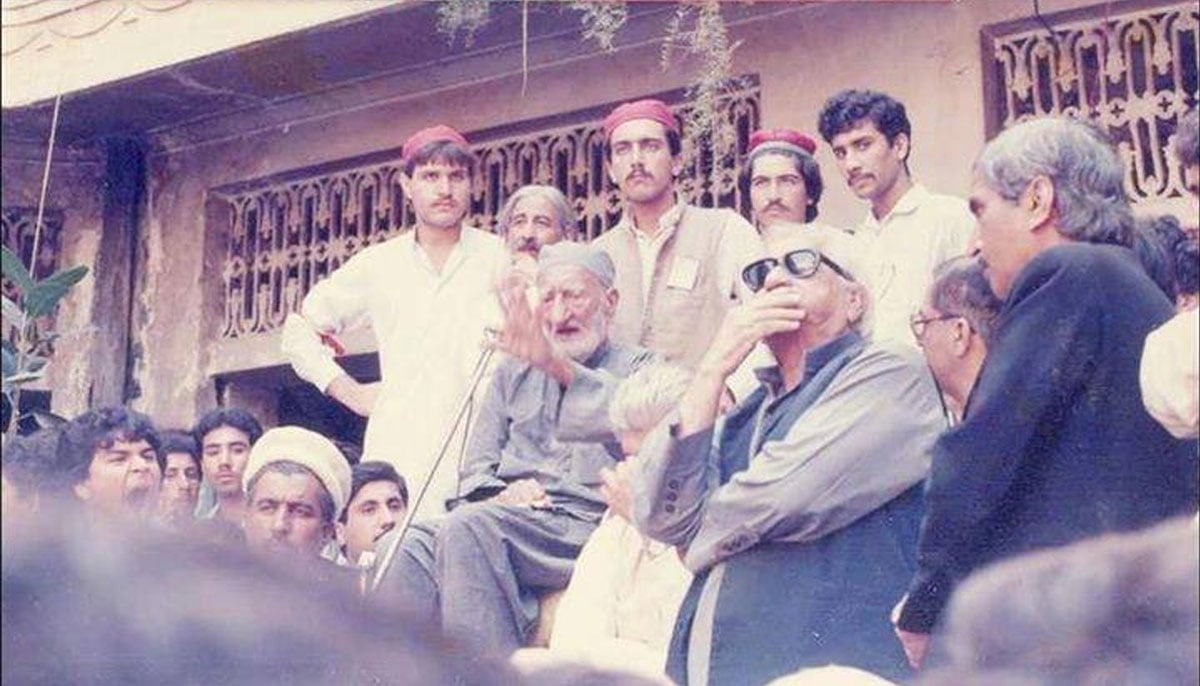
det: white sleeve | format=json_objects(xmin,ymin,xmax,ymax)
[
  {"xmin": 1140, "ymin": 309, "xmax": 1200, "ymax": 439},
  {"xmin": 716, "ymin": 210, "xmax": 766, "ymax": 304},
  {"xmin": 280, "ymin": 252, "xmax": 374, "ymax": 392},
  {"xmin": 549, "ymin": 516, "xmax": 622, "ymax": 651}
]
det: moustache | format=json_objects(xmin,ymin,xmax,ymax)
[{"xmin": 515, "ymin": 236, "xmax": 539, "ymax": 252}]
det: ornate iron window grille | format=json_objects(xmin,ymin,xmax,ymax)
[{"xmin": 982, "ymin": 0, "xmax": 1199, "ymax": 205}]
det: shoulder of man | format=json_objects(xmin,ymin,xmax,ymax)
[
  {"xmin": 846, "ymin": 338, "xmax": 931, "ymax": 386},
  {"xmin": 1009, "ymin": 242, "xmax": 1135, "ymax": 302}
]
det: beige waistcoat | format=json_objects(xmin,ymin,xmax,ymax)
[{"xmin": 594, "ymin": 205, "xmax": 741, "ymax": 368}]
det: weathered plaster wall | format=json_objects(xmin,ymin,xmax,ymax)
[
  {"xmin": 119, "ymin": 0, "xmax": 1126, "ymax": 426},
  {"xmin": 1, "ymin": 142, "xmax": 106, "ymax": 418}
]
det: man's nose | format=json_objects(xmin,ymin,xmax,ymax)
[
  {"xmin": 270, "ymin": 510, "xmax": 290, "ymax": 535},
  {"xmin": 761, "ymin": 262, "xmax": 794, "ymax": 291},
  {"xmin": 966, "ymin": 227, "xmax": 983, "ymax": 256},
  {"xmin": 436, "ymin": 176, "xmax": 452, "ymax": 195}
]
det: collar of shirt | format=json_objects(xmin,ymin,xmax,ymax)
[
  {"xmin": 752, "ymin": 330, "xmax": 864, "ymax": 402},
  {"xmin": 860, "ymin": 183, "xmax": 930, "ymax": 236},
  {"xmin": 617, "ymin": 197, "xmax": 685, "ymax": 243},
  {"xmin": 402, "ymin": 224, "xmax": 479, "ymax": 279}
]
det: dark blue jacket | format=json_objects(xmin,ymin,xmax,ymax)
[{"xmin": 899, "ymin": 243, "xmax": 1199, "ymax": 633}]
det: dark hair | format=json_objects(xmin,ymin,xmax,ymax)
[
  {"xmin": 1, "ymin": 428, "xmax": 60, "ymax": 499},
  {"xmin": 1175, "ymin": 237, "xmax": 1198, "ymax": 298},
  {"xmin": 603, "ymin": 123, "xmax": 683, "ymax": 161},
  {"xmin": 1175, "ymin": 109, "xmax": 1199, "ymax": 168},
  {"xmin": 341, "ymin": 461, "xmax": 408, "ymax": 523},
  {"xmin": 54, "ymin": 407, "xmax": 162, "ymax": 491},
  {"xmin": 920, "ymin": 516, "xmax": 1199, "ymax": 686},
  {"xmin": 192, "ymin": 407, "xmax": 263, "ymax": 450},
  {"xmin": 1132, "ymin": 214, "xmax": 1188, "ymax": 300},
  {"xmin": 1, "ymin": 515, "xmax": 513, "ymax": 685},
  {"xmin": 332, "ymin": 439, "xmax": 363, "ymax": 466},
  {"xmin": 403, "ymin": 139, "xmax": 477, "ymax": 177},
  {"xmin": 245, "ymin": 460, "xmax": 337, "ymax": 524},
  {"xmin": 159, "ymin": 429, "xmax": 201, "ymax": 473},
  {"xmin": 817, "ymin": 89, "xmax": 912, "ymax": 162},
  {"xmin": 742, "ymin": 147, "xmax": 824, "ymax": 221},
  {"xmin": 929, "ymin": 256, "xmax": 1005, "ymax": 342}
]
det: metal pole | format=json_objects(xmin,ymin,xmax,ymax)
[{"xmin": 367, "ymin": 342, "xmax": 497, "ymax": 594}]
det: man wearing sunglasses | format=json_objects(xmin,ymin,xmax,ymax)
[{"xmin": 632, "ymin": 223, "xmax": 946, "ymax": 684}]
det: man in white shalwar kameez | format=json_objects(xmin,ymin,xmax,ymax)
[{"xmin": 282, "ymin": 125, "xmax": 508, "ymax": 516}]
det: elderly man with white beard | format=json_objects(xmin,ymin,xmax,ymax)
[{"xmin": 380, "ymin": 241, "xmax": 653, "ymax": 656}]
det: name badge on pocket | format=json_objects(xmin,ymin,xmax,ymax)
[{"xmin": 667, "ymin": 257, "xmax": 700, "ymax": 290}]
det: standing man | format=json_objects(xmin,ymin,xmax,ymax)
[
  {"xmin": 817, "ymin": 89, "xmax": 974, "ymax": 345},
  {"xmin": 498, "ymin": 184, "xmax": 577, "ymax": 260},
  {"xmin": 593, "ymin": 99, "xmax": 764, "ymax": 396},
  {"xmin": 894, "ymin": 117, "xmax": 1199, "ymax": 668},
  {"xmin": 192, "ymin": 407, "xmax": 263, "ymax": 527},
  {"xmin": 744, "ymin": 128, "xmax": 829, "ymax": 231},
  {"xmin": 282, "ymin": 125, "xmax": 509, "ymax": 515}
]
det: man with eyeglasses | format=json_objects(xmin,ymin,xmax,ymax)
[
  {"xmin": 632, "ymin": 223, "xmax": 946, "ymax": 685},
  {"xmin": 909, "ymin": 256, "xmax": 1003, "ymax": 422}
]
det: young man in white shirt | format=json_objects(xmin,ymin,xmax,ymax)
[
  {"xmin": 817, "ymin": 90, "xmax": 974, "ymax": 345},
  {"xmin": 282, "ymin": 125, "xmax": 508, "ymax": 516}
]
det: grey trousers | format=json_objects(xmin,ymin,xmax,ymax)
[{"xmin": 380, "ymin": 502, "xmax": 597, "ymax": 656}]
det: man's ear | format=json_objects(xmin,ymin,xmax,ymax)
[
  {"xmin": 1024, "ymin": 175, "xmax": 1056, "ymax": 232},
  {"xmin": 845, "ymin": 283, "xmax": 867, "ymax": 326},
  {"xmin": 398, "ymin": 171, "xmax": 412, "ymax": 198},
  {"xmin": 891, "ymin": 132, "xmax": 911, "ymax": 163},
  {"xmin": 951, "ymin": 318, "xmax": 972, "ymax": 357},
  {"xmin": 604, "ymin": 287, "xmax": 620, "ymax": 316},
  {"xmin": 72, "ymin": 481, "xmax": 91, "ymax": 501},
  {"xmin": 334, "ymin": 521, "xmax": 347, "ymax": 547},
  {"xmin": 671, "ymin": 154, "xmax": 684, "ymax": 179}
]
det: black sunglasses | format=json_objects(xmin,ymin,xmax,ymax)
[{"xmin": 741, "ymin": 248, "xmax": 856, "ymax": 292}]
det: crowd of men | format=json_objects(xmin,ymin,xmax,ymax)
[{"xmin": 3, "ymin": 89, "xmax": 1199, "ymax": 686}]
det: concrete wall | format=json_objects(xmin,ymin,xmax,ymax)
[
  {"xmin": 4, "ymin": 0, "xmax": 1150, "ymax": 427},
  {"xmin": 1, "ymin": 141, "xmax": 106, "ymax": 418}
]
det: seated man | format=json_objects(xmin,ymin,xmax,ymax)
[
  {"xmin": 632, "ymin": 224, "xmax": 946, "ymax": 685},
  {"xmin": 380, "ymin": 242, "xmax": 652, "ymax": 655},
  {"xmin": 53, "ymin": 407, "xmax": 164, "ymax": 523},
  {"xmin": 241, "ymin": 426, "xmax": 352, "ymax": 569},
  {"xmin": 910, "ymin": 256, "xmax": 1003, "ymax": 422},
  {"xmin": 336, "ymin": 461, "xmax": 409, "ymax": 568},
  {"xmin": 541, "ymin": 363, "xmax": 695, "ymax": 677}
]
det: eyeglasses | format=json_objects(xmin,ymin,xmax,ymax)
[
  {"xmin": 909, "ymin": 312, "xmax": 967, "ymax": 340},
  {"xmin": 741, "ymin": 249, "xmax": 856, "ymax": 292}
]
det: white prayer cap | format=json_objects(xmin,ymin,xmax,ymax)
[{"xmin": 242, "ymin": 426, "xmax": 352, "ymax": 518}]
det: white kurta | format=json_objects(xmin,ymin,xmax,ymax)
[
  {"xmin": 281, "ymin": 227, "xmax": 508, "ymax": 515},
  {"xmin": 855, "ymin": 184, "xmax": 975, "ymax": 346},
  {"xmin": 1140, "ymin": 308, "xmax": 1200, "ymax": 439}
]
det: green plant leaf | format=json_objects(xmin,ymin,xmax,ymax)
[
  {"xmin": 25, "ymin": 264, "xmax": 89, "ymax": 319},
  {"xmin": 1, "ymin": 246, "xmax": 35, "ymax": 296},
  {"xmin": 23, "ymin": 355, "xmax": 47, "ymax": 373}
]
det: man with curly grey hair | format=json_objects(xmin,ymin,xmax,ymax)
[
  {"xmin": 497, "ymin": 184, "xmax": 578, "ymax": 260},
  {"xmin": 894, "ymin": 117, "xmax": 1197, "ymax": 669}
]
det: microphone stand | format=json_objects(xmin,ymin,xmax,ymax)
[{"xmin": 366, "ymin": 341, "xmax": 497, "ymax": 594}]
